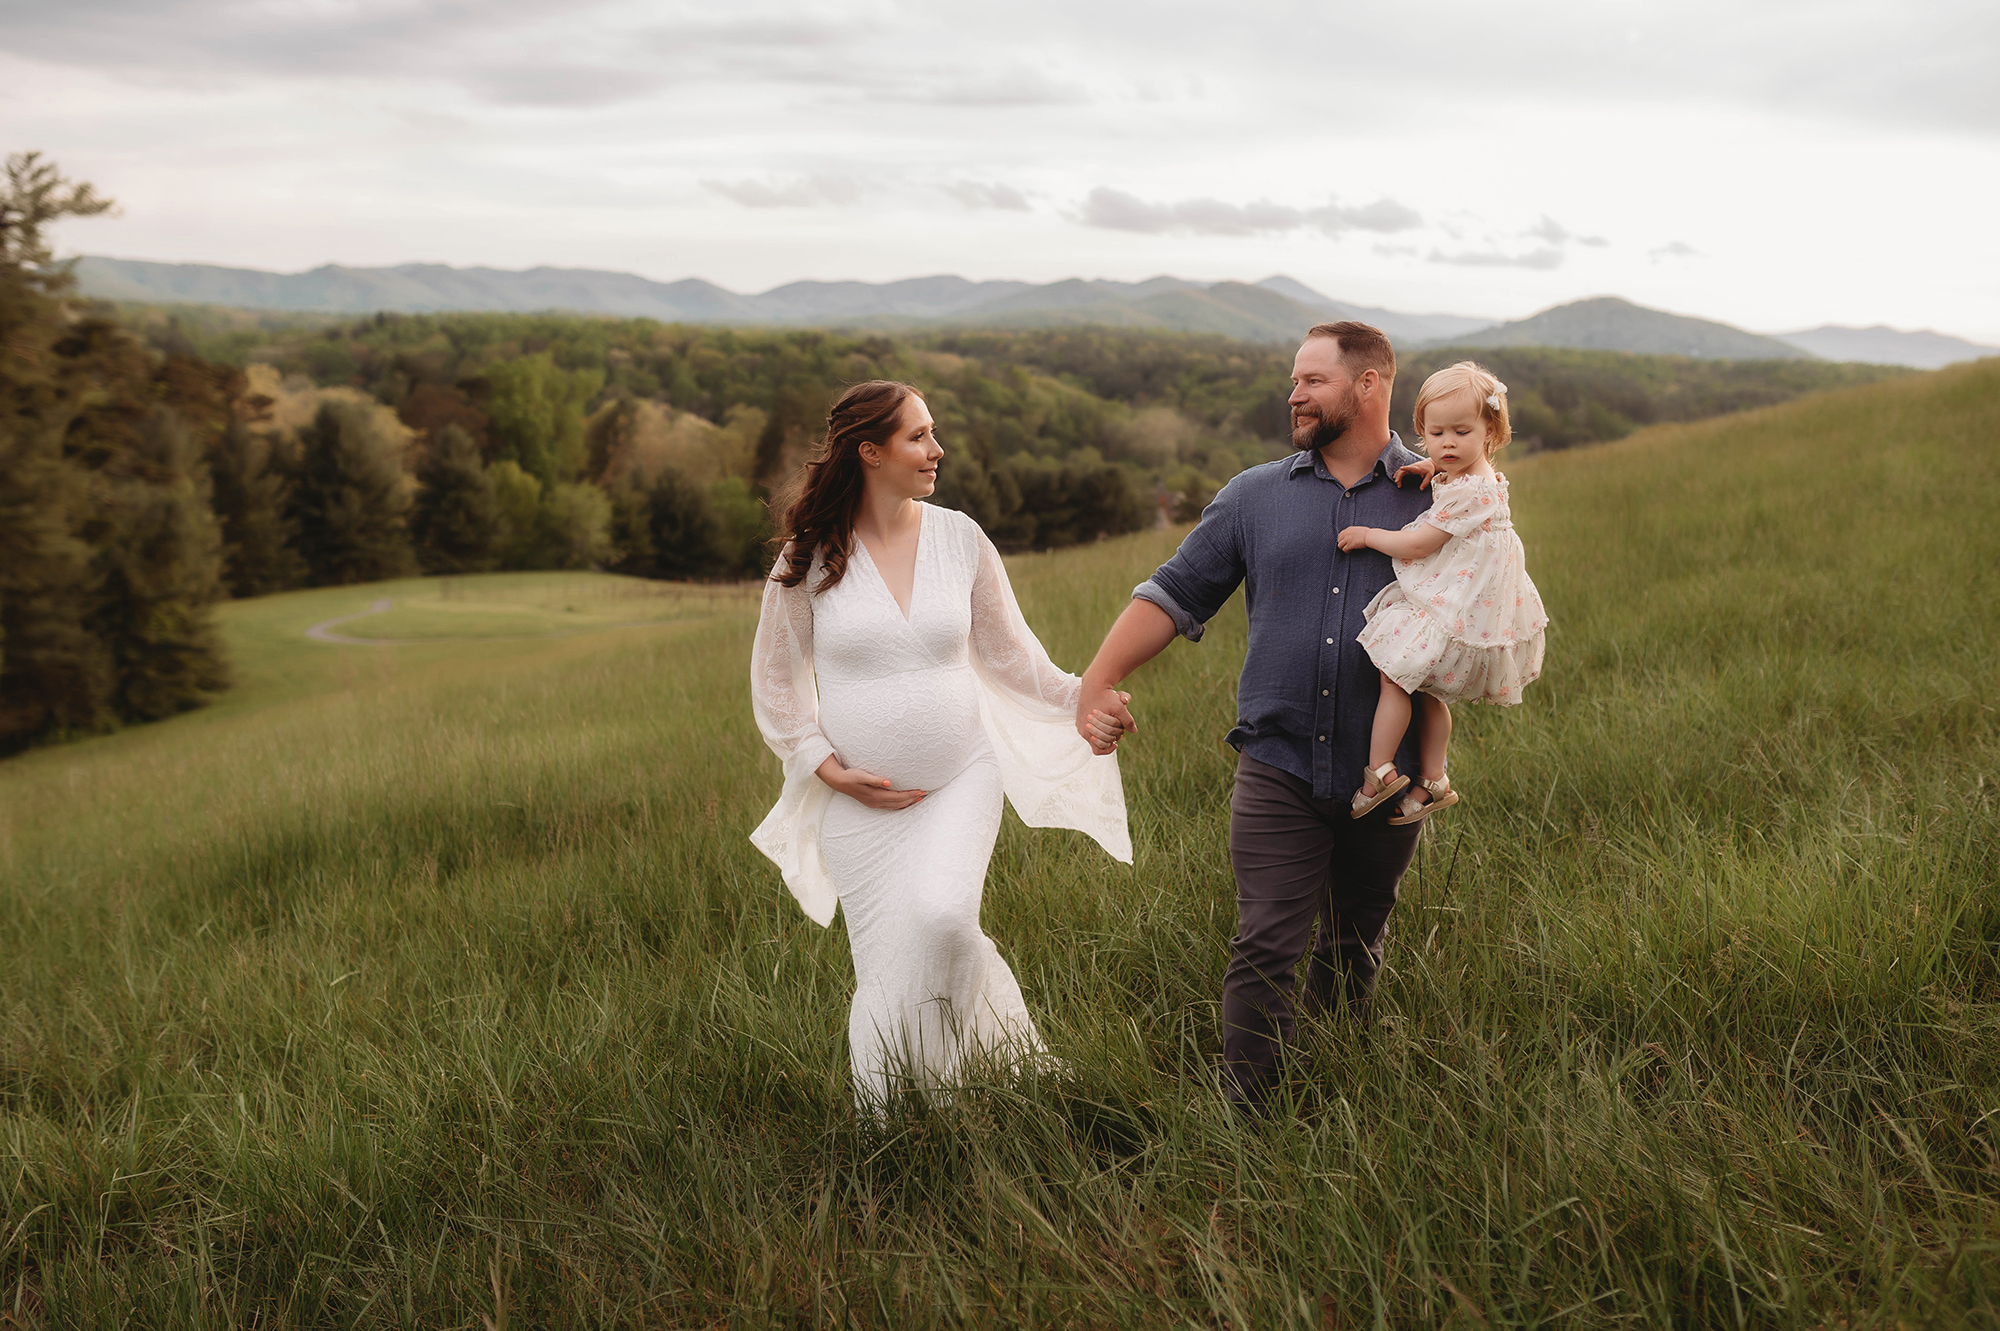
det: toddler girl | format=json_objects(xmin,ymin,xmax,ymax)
[{"xmin": 1335, "ymin": 361, "xmax": 1549, "ymax": 824}]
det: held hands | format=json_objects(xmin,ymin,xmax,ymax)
[
  {"xmin": 1336, "ymin": 525, "xmax": 1377, "ymax": 553},
  {"xmin": 1393, "ymin": 457, "xmax": 1439, "ymax": 489},
  {"xmin": 815, "ymin": 755, "xmax": 926, "ymax": 810},
  {"xmin": 1075, "ymin": 685, "xmax": 1135, "ymax": 756}
]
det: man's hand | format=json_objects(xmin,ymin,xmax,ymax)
[
  {"xmin": 1394, "ymin": 457, "xmax": 1439, "ymax": 489},
  {"xmin": 1336, "ymin": 525, "xmax": 1376, "ymax": 553},
  {"xmin": 815, "ymin": 755, "xmax": 926, "ymax": 809},
  {"xmin": 1076, "ymin": 684, "xmax": 1136, "ymax": 755}
]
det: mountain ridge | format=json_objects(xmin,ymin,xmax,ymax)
[
  {"xmin": 1439, "ymin": 295, "xmax": 1813, "ymax": 361},
  {"xmin": 1772, "ymin": 324, "xmax": 1997, "ymax": 370},
  {"xmin": 74, "ymin": 255, "xmax": 1478, "ymax": 344},
  {"xmin": 72, "ymin": 257, "xmax": 1994, "ymax": 367}
]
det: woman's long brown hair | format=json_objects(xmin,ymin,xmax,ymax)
[{"xmin": 769, "ymin": 380, "xmax": 922, "ymax": 593}]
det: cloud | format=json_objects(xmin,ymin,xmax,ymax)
[
  {"xmin": 704, "ymin": 176, "xmax": 864, "ymax": 208},
  {"xmin": 1428, "ymin": 247, "xmax": 1567, "ymax": 271},
  {"xmin": 901, "ymin": 70, "xmax": 1087, "ymax": 107},
  {"xmin": 1079, "ymin": 188, "xmax": 1421, "ymax": 237},
  {"xmin": 1524, "ymin": 214, "xmax": 1609, "ymax": 248},
  {"xmin": 1649, "ymin": 240, "xmax": 1701, "ymax": 261},
  {"xmin": 1335, "ymin": 198, "xmax": 1424, "ymax": 233},
  {"xmin": 463, "ymin": 64, "xmax": 663, "ymax": 108},
  {"xmin": 944, "ymin": 182, "xmax": 1031, "ymax": 211}
]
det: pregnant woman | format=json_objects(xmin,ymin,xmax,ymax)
[{"xmin": 750, "ymin": 380, "xmax": 1131, "ymax": 1110}]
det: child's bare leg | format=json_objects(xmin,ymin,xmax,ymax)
[
  {"xmin": 1368, "ymin": 673, "xmax": 1412, "ymax": 773},
  {"xmin": 1418, "ymin": 695, "xmax": 1451, "ymax": 782}
]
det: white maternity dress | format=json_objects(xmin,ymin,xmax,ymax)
[
  {"xmin": 1357, "ymin": 472, "xmax": 1549, "ymax": 705},
  {"xmin": 749, "ymin": 503, "xmax": 1130, "ymax": 1107}
]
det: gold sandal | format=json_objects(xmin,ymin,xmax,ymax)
[
  {"xmin": 1350, "ymin": 762, "xmax": 1410, "ymax": 819},
  {"xmin": 1389, "ymin": 775, "xmax": 1459, "ymax": 825}
]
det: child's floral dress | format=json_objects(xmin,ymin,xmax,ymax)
[{"xmin": 1357, "ymin": 472, "xmax": 1548, "ymax": 705}]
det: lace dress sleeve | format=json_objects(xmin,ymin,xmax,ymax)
[
  {"xmin": 749, "ymin": 558, "xmax": 835, "ymax": 778},
  {"xmin": 963, "ymin": 521, "xmax": 1132, "ymax": 865},
  {"xmin": 968, "ymin": 525, "xmax": 1083, "ymax": 714},
  {"xmin": 748, "ymin": 549, "xmax": 841, "ymax": 926}
]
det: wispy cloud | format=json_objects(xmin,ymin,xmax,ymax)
[
  {"xmin": 1650, "ymin": 240, "xmax": 1701, "ymax": 261},
  {"xmin": 1525, "ymin": 214, "xmax": 1608, "ymax": 247},
  {"xmin": 1428, "ymin": 247, "xmax": 1567, "ymax": 271},
  {"xmin": 704, "ymin": 176, "xmax": 865, "ymax": 208},
  {"xmin": 899, "ymin": 70, "xmax": 1087, "ymax": 106},
  {"xmin": 463, "ymin": 64, "xmax": 662, "ymax": 108},
  {"xmin": 944, "ymin": 181, "xmax": 1031, "ymax": 211},
  {"xmin": 1079, "ymin": 188, "xmax": 1421, "ymax": 237}
]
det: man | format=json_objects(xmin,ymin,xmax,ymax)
[{"xmin": 1074, "ymin": 321, "xmax": 1433, "ymax": 1110}]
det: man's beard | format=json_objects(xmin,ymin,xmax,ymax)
[{"xmin": 1291, "ymin": 385, "xmax": 1361, "ymax": 452}]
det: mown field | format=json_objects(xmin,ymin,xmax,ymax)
[{"xmin": 2, "ymin": 362, "xmax": 1997, "ymax": 1327}]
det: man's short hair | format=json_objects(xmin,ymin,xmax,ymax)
[{"xmin": 1306, "ymin": 320, "xmax": 1396, "ymax": 383}]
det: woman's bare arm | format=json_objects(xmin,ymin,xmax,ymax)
[{"xmin": 815, "ymin": 754, "xmax": 926, "ymax": 809}]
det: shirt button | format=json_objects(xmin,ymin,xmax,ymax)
[
  {"xmin": 1325, "ymin": 637, "xmax": 1334, "ymax": 644},
  {"xmin": 1321, "ymin": 689, "xmax": 1329, "ymax": 696},
  {"xmin": 1318, "ymin": 735, "xmax": 1328, "ymax": 742},
  {"xmin": 1332, "ymin": 587, "xmax": 1341, "ymax": 594}
]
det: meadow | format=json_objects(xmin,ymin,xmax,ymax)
[{"xmin": 1, "ymin": 362, "xmax": 1996, "ymax": 1327}]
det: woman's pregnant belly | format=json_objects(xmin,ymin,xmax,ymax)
[{"xmin": 819, "ymin": 664, "xmax": 988, "ymax": 791}]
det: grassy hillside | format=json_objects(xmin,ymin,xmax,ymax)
[
  {"xmin": 1392, "ymin": 343, "xmax": 1908, "ymax": 451},
  {"xmin": 2, "ymin": 365, "xmax": 1997, "ymax": 1325}
]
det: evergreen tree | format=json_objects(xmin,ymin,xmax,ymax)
[
  {"xmin": 289, "ymin": 400, "xmax": 416, "ymax": 585},
  {"xmin": 0, "ymin": 403, "xmax": 107, "ymax": 744},
  {"xmin": 410, "ymin": 424, "xmax": 499, "ymax": 573},
  {"xmin": 88, "ymin": 407, "xmax": 230, "ymax": 719},
  {"xmin": 54, "ymin": 317, "xmax": 235, "ymax": 719},
  {"xmin": 0, "ymin": 154, "xmax": 123, "ymax": 746},
  {"xmin": 207, "ymin": 417, "xmax": 306, "ymax": 596}
]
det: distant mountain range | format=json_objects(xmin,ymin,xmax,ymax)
[
  {"xmin": 72, "ymin": 256, "xmax": 1486, "ymax": 346},
  {"xmin": 73, "ymin": 256, "xmax": 1996, "ymax": 368},
  {"xmin": 1769, "ymin": 325, "xmax": 1998, "ymax": 371},
  {"xmin": 1448, "ymin": 296, "xmax": 1812, "ymax": 360}
]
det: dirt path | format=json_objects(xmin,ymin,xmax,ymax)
[
  {"xmin": 303, "ymin": 596, "xmax": 697, "ymax": 646},
  {"xmin": 303, "ymin": 598, "xmax": 405, "ymax": 646}
]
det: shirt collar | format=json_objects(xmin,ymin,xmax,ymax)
[{"xmin": 1288, "ymin": 431, "xmax": 1419, "ymax": 483}]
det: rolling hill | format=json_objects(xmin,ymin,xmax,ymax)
[
  {"xmin": 77, "ymin": 256, "xmax": 1478, "ymax": 345},
  {"xmin": 1774, "ymin": 324, "xmax": 1998, "ymax": 369},
  {"xmin": 81, "ymin": 257, "xmax": 1994, "ymax": 366},
  {"xmin": 2, "ymin": 361, "xmax": 1995, "ymax": 1323},
  {"xmin": 1442, "ymin": 295, "xmax": 1813, "ymax": 360}
]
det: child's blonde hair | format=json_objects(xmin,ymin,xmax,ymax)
[{"xmin": 1413, "ymin": 361, "xmax": 1511, "ymax": 454}]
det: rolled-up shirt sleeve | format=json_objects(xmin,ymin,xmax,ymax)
[{"xmin": 1132, "ymin": 477, "xmax": 1247, "ymax": 644}]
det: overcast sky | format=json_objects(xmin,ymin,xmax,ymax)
[{"xmin": 5, "ymin": 0, "xmax": 1997, "ymax": 339}]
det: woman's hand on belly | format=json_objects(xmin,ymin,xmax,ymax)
[{"xmin": 815, "ymin": 754, "xmax": 927, "ymax": 809}]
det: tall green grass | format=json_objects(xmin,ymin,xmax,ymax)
[{"xmin": 2, "ymin": 363, "xmax": 1997, "ymax": 1327}]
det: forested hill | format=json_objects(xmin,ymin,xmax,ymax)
[
  {"xmin": 78, "ymin": 258, "xmax": 1491, "ymax": 346},
  {"xmin": 146, "ymin": 306, "xmax": 1905, "ymax": 462}
]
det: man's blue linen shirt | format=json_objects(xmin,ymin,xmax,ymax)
[{"xmin": 1134, "ymin": 435, "xmax": 1435, "ymax": 802}]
